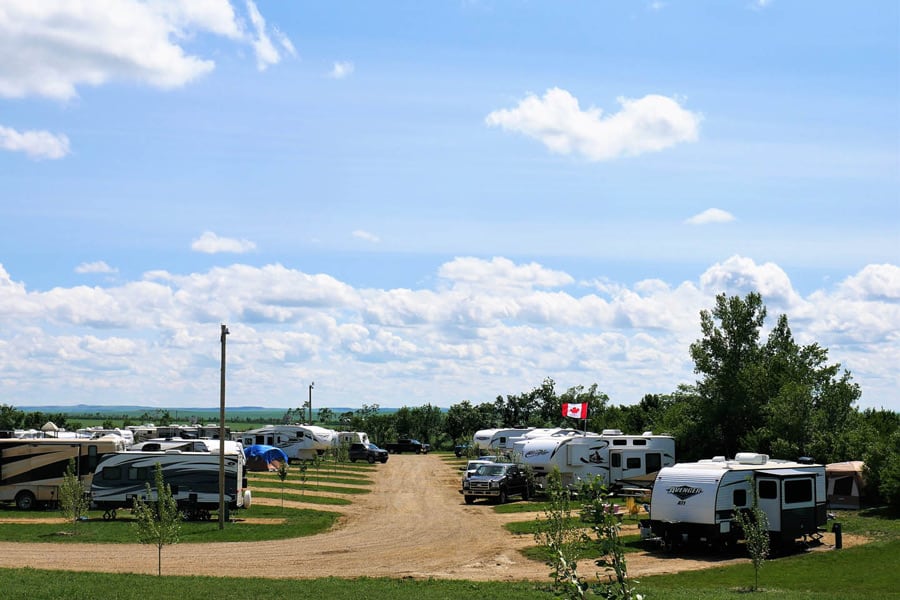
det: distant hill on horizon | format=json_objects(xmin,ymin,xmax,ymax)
[{"xmin": 13, "ymin": 404, "xmax": 406, "ymax": 415}]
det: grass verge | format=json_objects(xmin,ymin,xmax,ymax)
[{"xmin": 0, "ymin": 504, "xmax": 337, "ymax": 543}]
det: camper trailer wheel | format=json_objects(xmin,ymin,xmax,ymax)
[
  {"xmin": 103, "ymin": 509, "xmax": 117, "ymax": 521},
  {"xmin": 15, "ymin": 491, "xmax": 36, "ymax": 511}
]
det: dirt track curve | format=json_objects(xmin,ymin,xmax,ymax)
[{"xmin": 0, "ymin": 453, "xmax": 855, "ymax": 580}]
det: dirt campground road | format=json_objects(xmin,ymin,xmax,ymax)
[{"xmin": 0, "ymin": 453, "xmax": 858, "ymax": 581}]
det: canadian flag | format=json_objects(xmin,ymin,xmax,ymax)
[{"xmin": 562, "ymin": 402, "xmax": 588, "ymax": 419}]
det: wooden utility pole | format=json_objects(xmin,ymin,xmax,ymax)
[{"xmin": 218, "ymin": 324, "xmax": 229, "ymax": 530}]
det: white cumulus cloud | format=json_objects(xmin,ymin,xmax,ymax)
[
  {"xmin": 329, "ymin": 61, "xmax": 355, "ymax": 79},
  {"xmin": 352, "ymin": 230, "xmax": 380, "ymax": 243},
  {"xmin": 485, "ymin": 87, "xmax": 701, "ymax": 161},
  {"xmin": 0, "ymin": 0, "xmax": 292, "ymax": 100},
  {"xmin": 685, "ymin": 208, "xmax": 736, "ymax": 225},
  {"xmin": 75, "ymin": 261, "xmax": 117, "ymax": 275},
  {"xmin": 191, "ymin": 231, "xmax": 257, "ymax": 254},
  {"xmin": 0, "ymin": 125, "xmax": 70, "ymax": 159}
]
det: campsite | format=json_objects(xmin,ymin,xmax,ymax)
[{"xmin": 0, "ymin": 451, "xmax": 896, "ymax": 599}]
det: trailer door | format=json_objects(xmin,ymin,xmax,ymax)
[{"xmin": 756, "ymin": 476, "xmax": 781, "ymax": 532}]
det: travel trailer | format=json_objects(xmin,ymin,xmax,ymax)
[
  {"xmin": 236, "ymin": 424, "xmax": 336, "ymax": 461},
  {"xmin": 90, "ymin": 441, "xmax": 250, "ymax": 520},
  {"xmin": 472, "ymin": 428, "xmax": 583, "ymax": 452},
  {"xmin": 129, "ymin": 438, "xmax": 228, "ymax": 452},
  {"xmin": 513, "ymin": 429, "xmax": 676, "ymax": 490},
  {"xmin": 648, "ymin": 453, "xmax": 826, "ymax": 550},
  {"xmin": 0, "ymin": 436, "xmax": 127, "ymax": 510},
  {"xmin": 76, "ymin": 427, "xmax": 135, "ymax": 447},
  {"xmin": 337, "ymin": 431, "xmax": 370, "ymax": 446}
]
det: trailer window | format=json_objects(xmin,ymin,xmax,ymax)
[
  {"xmin": 733, "ymin": 489, "xmax": 747, "ymax": 507},
  {"xmin": 128, "ymin": 467, "xmax": 152, "ymax": 481},
  {"xmin": 102, "ymin": 466, "xmax": 122, "ymax": 480},
  {"xmin": 626, "ymin": 457, "xmax": 641, "ymax": 469},
  {"xmin": 646, "ymin": 453, "xmax": 661, "ymax": 473},
  {"xmin": 758, "ymin": 480, "xmax": 777, "ymax": 499},
  {"xmin": 632, "ymin": 439, "xmax": 647, "ymax": 446},
  {"xmin": 611, "ymin": 454, "xmax": 621, "ymax": 468},
  {"xmin": 613, "ymin": 439, "xmax": 627, "ymax": 446},
  {"xmin": 785, "ymin": 479, "xmax": 813, "ymax": 504},
  {"xmin": 87, "ymin": 445, "xmax": 98, "ymax": 470}
]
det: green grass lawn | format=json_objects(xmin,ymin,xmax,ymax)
[
  {"xmin": 0, "ymin": 503, "xmax": 337, "ymax": 543},
  {"xmin": 0, "ymin": 570, "xmax": 562, "ymax": 600},
  {"xmin": 252, "ymin": 489, "xmax": 352, "ymax": 506}
]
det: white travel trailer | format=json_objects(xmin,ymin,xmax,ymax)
[
  {"xmin": 514, "ymin": 429, "xmax": 676, "ymax": 490},
  {"xmin": 472, "ymin": 428, "xmax": 582, "ymax": 452},
  {"xmin": 90, "ymin": 443, "xmax": 250, "ymax": 520},
  {"xmin": 337, "ymin": 431, "xmax": 370, "ymax": 446},
  {"xmin": 648, "ymin": 453, "xmax": 826, "ymax": 551},
  {"xmin": 76, "ymin": 427, "xmax": 135, "ymax": 447},
  {"xmin": 236, "ymin": 424, "xmax": 336, "ymax": 461}
]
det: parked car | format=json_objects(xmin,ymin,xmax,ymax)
[
  {"xmin": 349, "ymin": 443, "xmax": 389, "ymax": 464},
  {"xmin": 460, "ymin": 462, "xmax": 532, "ymax": 504},
  {"xmin": 454, "ymin": 443, "xmax": 471, "ymax": 457}
]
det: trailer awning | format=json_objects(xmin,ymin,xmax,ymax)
[{"xmin": 755, "ymin": 469, "xmax": 817, "ymax": 478}]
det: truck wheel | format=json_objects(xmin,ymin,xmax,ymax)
[
  {"xmin": 381, "ymin": 457, "xmax": 388, "ymax": 463},
  {"xmin": 465, "ymin": 496, "xmax": 475, "ymax": 505},
  {"xmin": 498, "ymin": 490, "xmax": 508, "ymax": 504},
  {"xmin": 15, "ymin": 491, "xmax": 36, "ymax": 511},
  {"xmin": 367, "ymin": 456, "xmax": 376, "ymax": 464},
  {"xmin": 350, "ymin": 458, "xmax": 358, "ymax": 463}
]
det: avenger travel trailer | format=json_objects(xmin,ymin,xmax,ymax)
[
  {"xmin": 648, "ymin": 453, "xmax": 826, "ymax": 551},
  {"xmin": 0, "ymin": 436, "xmax": 127, "ymax": 510},
  {"xmin": 90, "ymin": 441, "xmax": 250, "ymax": 520},
  {"xmin": 513, "ymin": 429, "xmax": 675, "ymax": 490}
]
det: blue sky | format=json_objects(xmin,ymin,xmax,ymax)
[{"xmin": 0, "ymin": 1, "xmax": 897, "ymax": 413}]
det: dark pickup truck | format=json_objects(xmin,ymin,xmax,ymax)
[
  {"xmin": 383, "ymin": 438, "xmax": 430, "ymax": 454},
  {"xmin": 460, "ymin": 462, "xmax": 531, "ymax": 504},
  {"xmin": 348, "ymin": 442, "xmax": 389, "ymax": 464}
]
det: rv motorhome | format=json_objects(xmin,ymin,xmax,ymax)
[
  {"xmin": 648, "ymin": 453, "xmax": 826, "ymax": 550},
  {"xmin": 0, "ymin": 436, "xmax": 127, "ymax": 510},
  {"xmin": 90, "ymin": 441, "xmax": 250, "ymax": 520},
  {"xmin": 513, "ymin": 429, "xmax": 676, "ymax": 490}
]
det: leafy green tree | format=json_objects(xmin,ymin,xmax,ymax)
[
  {"xmin": 277, "ymin": 460, "xmax": 289, "ymax": 509},
  {"xmin": 535, "ymin": 467, "xmax": 580, "ymax": 587},
  {"xmin": 445, "ymin": 400, "xmax": 483, "ymax": 443},
  {"xmin": 132, "ymin": 463, "xmax": 181, "ymax": 576},
  {"xmin": 317, "ymin": 407, "xmax": 334, "ymax": 426},
  {"xmin": 579, "ymin": 480, "xmax": 639, "ymax": 600},
  {"xmin": 690, "ymin": 292, "xmax": 767, "ymax": 458},
  {"xmin": 0, "ymin": 404, "xmax": 25, "ymax": 430},
  {"xmin": 732, "ymin": 484, "xmax": 770, "ymax": 592},
  {"xmin": 58, "ymin": 458, "xmax": 89, "ymax": 535}
]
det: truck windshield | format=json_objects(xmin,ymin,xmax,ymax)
[{"xmin": 477, "ymin": 465, "xmax": 506, "ymax": 476}]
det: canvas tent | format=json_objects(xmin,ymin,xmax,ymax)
[
  {"xmin": 244, "ymin": 444, "xmax": 290, "ymax": 472},
  {"xmin": 826, "ymin": 460, "xmax": 866, "ymax": 509}
]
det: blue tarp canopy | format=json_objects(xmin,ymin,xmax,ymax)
[{"xmin": 244, "ymin": 444, "xmax": 290, "ymax": 471}]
